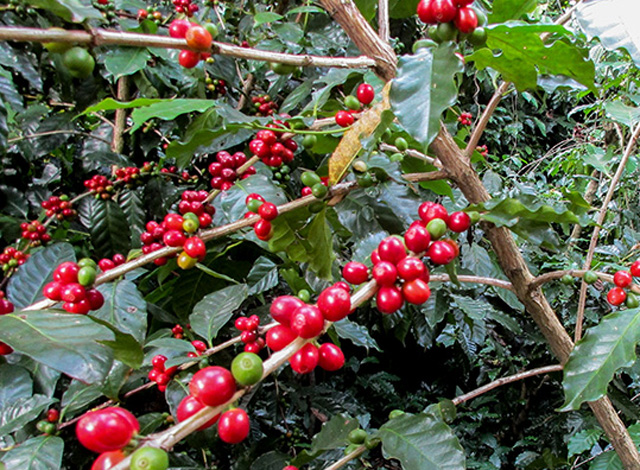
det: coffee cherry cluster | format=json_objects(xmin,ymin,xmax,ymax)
[
  {"xmin": 43, "ymin": 260, "xmax": 104, "ymax": 314},
  {"xmin": 84, "ymin": 175, "xmax": 114, "ymax": 199},
  {"xmin": 148, "ymin": 355, "xmax": 179, "ymax": 392},
  {"xmin": 114, "ymin": 166, "xmax": 142, "ymax": 187},
  {"xmin": 170, "ymin": 20, "xmax": 213, "ymax": 69},
  {"xmin": 21, "ymin": 220, "xmax": 51, "ymax": 245},
  {"xmin": 0, "ymin": 247, "xmax": 29, "ymax": 271},
  {"xmin": 601, "ymin": 261, "xmax": 640, "ymax": 308},
  {"xmin": 178, "ymin": 190, "xmax": 216, "ymax": 221},
  {"xmin": 300, "ymin": 171, "xmax": 329, "ymax": 199},
  {"xmin": 235, "ymin": 314, "xmax": 264, "ymax": 353},
  {"xmin": 266, "ymin": 289, "xmax": 348, "ymax": 374},
  {"xmin": 209, "ymin": 151, "xmax": 256, "ymax": 191},
  {"xmin": 252, "ymin": 94, "xmax": 278, "ymax": 116},
  {"xmin": 42, "ymin": 195, "xmax": 76, "ymax": 220},
  {"xmin": 248, "ymin": 123, "xmax": 297, "ymax": 168},
  {"xmin": 137, "ymin": 7, "xmax": 163, "ymax": 24},
  {"xmin": 334, "ymin": 84, "xmax": 375, "ymax": 128},
  {"xmin": 172, "ymin": 324, "xmax": 184, "ymax": 339},
  {"xmin": 172, "ymin": 0, "xmax": 199, "ymax": 16},
  {"xmin": 417, "ymin": 0, "xmax": 479, "ymax": 33},
  {"xmin": 476, "ymin": 144, "xmax": 488, "ymax": 157},
  {"xmin": 245, "ymin": 194, "xmax": 278, "ymax": 241},
  {"xmin": 206, "ymin": 77, "xmax": 227, "ymax": 97},
  {"xmin": 458, "ymin": 111, "xmax": 472, "ymax": 125},
  {"xmin": 97, "ymin": 253, "xmax": 126, "ymax": 272}
]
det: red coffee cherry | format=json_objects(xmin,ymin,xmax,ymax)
[
  {"xmin": 404, "ymin": 223, "xmax": 431, "ymax": 254},
  {"xmin": 270, "ymin": 295, "xmax": 304, "ymax": 326},
  {"xmin": 356, "ymin": 84, "xmax": 375, "ymax": 105},
  {"xmin": 376, "ymin": 286, "xmax": 404, "ymax": 314},
  {"xmin": 266, "ymin": 325, "xmax": 297, "ymax": 351},
  {"xmin": 342, "ymin": 261, "xmax": 369, "ymax": 285},
  {"xmin": 318, "ymin": 343, "xmax": 345, "ymax": 371},
  {"xmin": 317, "ymin": 286, "xmax": 351, "ymax": 322},
  {"xmin": 289, "ymin": 343, "xmax": 319, "ymax": 374},
  {"xmin": 189, "ymin": 366, "xmax": 236, "ymax": 407},
  {"xmin": 290, "ymin": 305, "xmax": 325, "ymax": 338},
  {"xmin": 607, "ymin": 287, "xmax": 627, "ymax": 306},
  {"xmin": 176, "ymin": 395, "xmax": 220, "ymax": 430},
  {"xmin": 428, "ymin": 240, "xmax": 457, "ymax": 265},
  {"xmin": 76, "ymin": 407, "xmax": 139, "ymax": 453},
  {"xmin": 447, "ymin": 211, "xmax": 471, "ymax": 233},
  {"xmin": 402, "ymin": 278, "xmax": 431, "ymax": 305},
  {"xmin": 335, "ymin": 111, "xmax": 355, "ymax": 128},
  {"xmin": 613, "ymin": 271, "xmax": 633, "ymax": 289},
  {"xmin": 217, "ymin": 408, "xmax": 250, "ymax": 444}
]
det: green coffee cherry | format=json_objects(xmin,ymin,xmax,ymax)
[
  {"xmin": 348, "ymin": 428, "xmax": 367, "ymax": 444},
  {"xmin": 77, "ymin": 267, "xmax": 97, "ymax": 287},
  {"xmin": 583, "ymin": 271, "xmax": 598, "ymax": 284},
  {"xmin": 394, "ymin": 137, "xmax": 408, "ymax": 151},
  {"xmin": 560, "ymin": 274, "xmax": 574, "ymax": 285},
  {"xmin": 297, "ymin": 289, "xmax": 311, "ymax": 303},
  {"xmin": 302, "ymin": 135, "xmax": 317, "ymax": 149},
  {"xmin": 311, "ymin": 183, "xmax": 328, "ymax": 199},
  {"xmin": 78, "ymin": 258, "xmax": 97, "ymax": 269},
  {"xmin": 437, "ymin": 22, "xmax": 457, "ymax": 41},
  {"xmin": 344, "ymin": 95, "xmax": 361, "ymax": 111},
  {"xmin": 301, "ymin": 171, "xmax": 321, "ymax": 187},
  {"xmin": 626, "ymin": 293, "xmax": 639, "ymax": 309},
  {"xmin": 356, "ymin": 173, "xmax": 374, "ymax": 188},
  {"xmin": 388, "ymin": 409, "xmax": 405, "ymax": 420},
  {"xmin": 426, "ymin": 218, "xmax": 447, "ymax": 240}
]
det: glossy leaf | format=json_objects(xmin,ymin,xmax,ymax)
[
  {"xmin": 0, "ymin": 394, "xmax": 54, "ymax": 437},
  {"xmin": 489, "ymin": 0, "xmax": 537, "ymax": 23},
  {"xmin": 575, "ymin": 0, "xmax": 640, "ymax": 70},
  {"xmin": 247, "ymin": 256, "xmax": 279, "ymax": 295},
  {"xmin": 0, "ymin": 311, "xmax": 114, "ymax": 384},
  {"xmin": 215, "ymin": 174, "xmax": 287, "ymax": 224},
  {"xmin": 468, "ymin": 23, "xmax": 596, "ymax": 92},
  {"xmin": 190, "ymin": 284, "xmax": 249, "ymax": 342},
  {"xmin": 310, "ymin": 414, "xmax": 359, "ymax": 452},
  {"xmin": 390, "ymin": 44, "xmax": 463, "ymax": 150},
  {"xmin": 0, "ymin": 436, "xmax": 63, "ymax": 470},
  {"xmin": 82, "ymin": 98, "xmax": 163, "ymax": 115},
  {"xmin": 29, "ymin": 0, "xmax": 102, "ymax": 22},
  {"xmin": 7, "ymin": 242, "xmax": 76, "ymax": 309},
  {"xmin": 333, "ymin": 318, "xmax": 381, "ymax": 351},
  {"xmin": 104, "ymin": 47, "xmax": 151, "ymax": 80},
  {"xmin": 130, "ymin": 99, "xmax": 217, "ymax": 132},
  {"xmin": 561, "ymin": 308, "xmax": 640, "ymax": 410},
  {"xmin": 604, "ymin": 101, "xmax": 640, "ymax": 128},
  {"xmin": 119, "ymin": 189, "xmax": 146, "ymax": 248},
  {"xmin": 379, "ymin": 412, "xmax": 466, "ymax": 470},
  {"xmin": 78, "ymin": 198, "xmax": 131, "ymax": 259},
  {"xmin": 95, "ymin": 280, "xmax": 147, "ymax": 343},
  {"xmin": 0, "ymin": 365, "xmax": 33, "ymax": 409}
]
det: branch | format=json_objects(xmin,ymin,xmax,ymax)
[
  {"xmin": 402, "ymin": 171, "xmax": 448, "ymax": 183},
  {"xmin": 23, "ymin": 180, "xmax": 360, "ymax": 311},
  {"xmin": 324, "ymin": 445, "xmax": 366, "ymax": 470},
  {"xmin": 0, "ymin": 27, "xmax": 376, "ymax": 70},
  {"xmin": 8, "ymin": 130, "xmax": 112, "ymax": 145},
  {"xmin": 111, "ymin": 77, "xmax": 128, "ymax": 153},
  {"xmin": 575, "ymin": 123, "xmax": 640, "ymax": 341},
  {"xmin": 379, "ymin": 143, "xmax": 442, "ymax": 168},
  {"xmin": 452, "ymin": 365, "xmax": 563, "ymax": 406},
  {"xmin": 530, "ymin": 269, "xmax": 640, "ymax": 294},
  {"xmin": 429, "ymin": 273, "xmax": 514, "ymax": 291},
  {"xmin": 378, "ymin": 0, "xmax": 389, "ymax": 43},
  {"xmin": 236, "ymin": 73, "xmax": 255, "ymax": 112}
]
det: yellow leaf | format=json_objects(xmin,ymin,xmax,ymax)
[{"xmin": 328, "ymin": 82, "xmax": 391, "ymax": 185}]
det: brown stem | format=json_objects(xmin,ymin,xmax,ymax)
[
  {"xmin": 111, "ymin": 77, "xmax": 129, "ymax": 154},
  {"xmin": 324, "ymin": 445, "xmax": 366, "ymax": 469},
  {"xmin": 236, "ymin": 73, "xmax": 255, "ymax": 112},
  {"xmin": 378, "ymin": 0, "xmax": 389, "ymax": 43},
  {"xmin": 452, "ymin": 365, "xmax": 563, "ymax": 406},
  {"xmin": 530, "ymin": 269, "xmax": 640, "ymax": 294},
  {"xmin": 566, "ymin": 172, "xmax": 599, "ymax": 248},
  {"xmin": 379, "ymin": 143, "xmax": 442, "ymax": 168},
  {"xmin": 402, "ymin": 171, "xmax": 449, "ymax": 183},
  {"xmin": 464, "ymin": 82, "xmax": 511, "ymax": 157},
  {"xmin": 0, "ymin": 27, "xmax": 376, "ymax": 70},
  {"xmin": 8, "ymin": 130, "xmax": 112, "ymax": 146},
  {"xmin": 575, "ymin": 124, "xmax": 640, "ymax": 341},
  {"xmin": 429, "ymin": 273, "xmax": 514, "ymax": 291}
]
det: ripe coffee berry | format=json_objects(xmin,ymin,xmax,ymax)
[
  {"xmin": 317, "ymin": 286, "xmax": 351, "ymax": 322},
  {"xmin": 402, "ymin": 278, "xmax": 431, "ymax": 304},
  {"xmin": 378, "ymin": 237, "xmax": 407, "ymax": 264},
  {"xmin": 397, "ymin": 257, "xmax": 426, "ymax": 281},
  {"xmin": 218, "ymin": 408, "xmax": 250, "ymax": 444},
  {"xmin": 266, "ymin": 325, "xmax": 297, "ymax": 351},
  {"xmin": 289, "ymin": 343, "xmax": 319, "ymax": 374},
  {"xmin": 428, "ymin": 240, "xmax": 457, "ymax": 265},
  {"xmin": 613, "ymin": 271, "xmax": 633, "ymax": 289},
  {"xmin": 447, "ymin": 211, "xmax": 471, "ymax": 232},
  {"xmin": 290, "ymin": 305, "xmax": 325, "ymax": 338},
  {"xmin": 357, "ymin": 83, "xmax": 375, "ymax": 105},
  {"xmin": 21, "ymin": 220, "xmax": 50, "ymax": 244},
  {"xmin": 376, "ymin": 286, "xmax": 404, "ymax": 314},
  {"xmin": 419, "ymin": 202, "xmax": 449, "ymax": 225},
  {"xmin": 76, "ymin": 407, "xmax": 139, "ymax": 453},
  {"xmin": 335, "ymin": 111, "xmax": 355, "ymax": 128},
  {"xmin": 404, "ymin": 223, "xmax": 431, "ymax": 253},
  {"xmin": 179, "ymin": 49, "xmax": 201, "ymax": 68},
  {"xmin": 189, "ymin": 366, "xmax": 236, "ymax": 407},
  {"xmin": 372, "ymin": 261, "xmax": 398, "ymax": 286},
  {"xmin": 270, "ymin": 295, "xmax": 304, "ymax": 326},
  {"xmin": 185, "ymin": 25, "xmax": 212, "ymax": 51},
  {"xmin": 607, "ymin": 287, "xmax": 627, "ymax": 306},
  {"xmin": 342, "ymin": 261, "xmax": 369, "ymax": 285},
  {"xmin": 258, "ymin": 202, "xmax": 278, "ymax": 221},
  {"xmin": 454, "ymin": 6, "xmax": 478, "ymax": 34},
  {"xmin": 318, "ymin": 343, "xmax": 345, "ymax": 371},
  {"xmin": 632, "ymin": 260, "xmax": 640, "ymax": 277}
]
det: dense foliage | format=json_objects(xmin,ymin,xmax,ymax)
[{"xmin": 0, "ymin": 0, "xmax": 640, "ymax": 469}]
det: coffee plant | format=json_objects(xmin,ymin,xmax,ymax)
[{"xmin": 0, "ymin": 0, "xmax": 640, "ymax": 469}]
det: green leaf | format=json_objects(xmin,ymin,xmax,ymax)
[
  {"xmin": 216, "ymin": 174, "xmax": 288, "ymax": 224},
  {"xmin": 78, "ymin": 198, "xmax": 131, "ymax": 259},
  {"xmin": 82, "ymin": 97, "xmax": 164, "ymax": 115},
  {"xmin": 469, "ymin": 196, "xmax": 588, "ymax": 227},
  {"xmin": 190, "ymin": 284, "xmax": 249, "ymax": 343},
  {"xmin": 575, "ymin": 0, "xmax": 640, "ymax": 70},
  {"xmin": 310, "ymin": 414, "xmax": 359, "ymax": 453},
  {"xmin": 247, "ymin": 256, "xmax": 279, "ymax": 295},
  {"xmin": 333, "ymin": 318, "xmax": 381, "ymax": 351},
  {"xmin": 0, "ymin": 394, "xmax": 54, "ymax": 437},
  {"xmin": 7, "ymin": 243, "xmax": 76, "ymax": 309},
  {"xmin": 29, "ymin": 0, "xmax": 102, "ymax": 22},
  {"xmin": 168, "ymin": 127, "xmax": 254, "ymax": 169},
  {"xmin": 590, "ymin": 450, "xmax": 623, "ymax": 470},
  {"xmin": 567, "ymin": 429, "xmax": 602, "ymax": 458},
  {"xmin": 604, "ymin": 101, "xmax": 640, "ymax": 128},
  {"xmin": 561, "ymin": 308, "xmax": 640, "ymax": 411},
  {"xmin": 304, "ymin": 209, "xmax": 335, "ymax": 280},
  {"xmin": 0, "ymin": 365, "xmax": 32, "ymax": 409},
  {"xmin": 93, "ymin": 279, "xmax": 147, "ymax": 343},
  {"xmin": 468, "ymin": 23, "xmax": 596, "ymax": 92},
  {"xmin": 60, "ymin": 380, "xmax": 102, "ymax": 417},
  {"xmin": 0, "ymin": 100, "xmax": 7, "ymax": 154},
  {"xmin": 390, "ymin": 44, "xmax": 463, "ymax": 151},
  {"xmin": 104, "ymin": 47, "xmax": 151, "ymax": 80},
  {"xmin": 0, "ymin": 311, "xmax": 114, "ymax": 384},
  {"xmin": 119, "ymin": 189, "xmax": 146, "ymax": 248},
  {"xmin": 254, "ymin": 12, "xmax": 283, "ymax": 25},
  {"xmin": 250, "ymin": 451, "xmax": 290, "ymax": 470},
  {"xmin": 0, "ymin": 436, "xmax": 63, "ymax": 470},
  {"xmin": 489, "ymin": 0, "xmax": 537, "ymax": 23},
  {"xmin": 379, "ymin": 412, "xmax": 466, "ymax": 470},
  {"xmin": 389, "ymin": 0, "xmax": 420, "ymax": 19},
  {"xmin": 130, "ymin": 99, "xmax": 217, "ymax": 132}
]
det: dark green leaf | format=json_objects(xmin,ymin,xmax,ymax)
[
  {"xmin": 0, "ymin": 311, "xmax": 114, "ymax": 384},
  {"xmin": 29, "ymin": 0, "xmax": 102, "ymax": 21},
  {"xmin": 130, "ymin": 99, "xmax": 217, "ymax": 132},
  {"xmin": 216, "ymin": 175, "xmax": 287, "ymax": 224},
  {"xmin": 333, "ymin": 318, "xmax": 381, "ymax": 351},
  {"xmin": 250, "ymin": 451, "xmax": 290, "ymax": 470},
  {"xmin": 561, "ymin": 308, "xmax": 640, "ymax": 411},
  {"xmin": 94, "ymin": 280, "xmax": 147, "ymax": 343},
  {"xmin": 7, "ymin": 243, "xmax": 76, "ymax": 309},
  {"xmin": 0, "ymin": 365, "xmax": 32, "ymax": 409},
  {"xmin": 60, "ymin": 380, "xmax": 102, "ymax": 417},
  {"xmin": 311, "ymin": 414, "xmax": 359, "ymax": 452},
  {"xmin": 0, "ymin": 395, "xmax": 54, "ymax": 437},
  {"xmin": 190, "ymin": 284, "xmax": 249, "ymax": 342},
  {"xmin": 468, "ymin": 23, "xmax": 596, "ymax": 92},
  {"xmin": 119, "ymin": 189, "xmax": 146, "ymax": 248},
  {"xmin": 82, "ymin": 98, "xmax": 163, "ymax": 115},
  {"xmin": 247, "ymin": 256, "xmax": 279, "ymax": 295},
  {"xmin": 567, "ymin": 429, "xmax": 602, "ymax": 458},
  {"xmin": 390, "ymin": 45, "xmax": 463, "ymax": 150},
  {"xmin": 78, "ymin": 198, "xmax": 131, "ymax": 259},
  {"xmin": 489, "ymin": 0, "xmax": 537, "ymax": 23},
  {"xmin": 379, "ymin": 412, "xmax": 466, "ymax": 470},
  {"xmin": 254, "ymin": 12, "xmax": 283, "ymax": 25},
  {"xmin": 103, "ymin": 47, "xmax": 151, "ymax": 80},
  {"xmin": 0, "ymin": 436, "xmax": 63, "ymax": 470}
]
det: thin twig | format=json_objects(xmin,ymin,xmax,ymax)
[
  {"xmin": 236, "ymin": 73, "xmax": 255, "ymax": 112},
  {"xmin": 378, "ymin": 0, "xmax": 389, "ymax": 43},
  {"xmin": 379, "ymin": 143, "xmax": 441, "ymax": 168},
  {"xmin": 530, "ymin": 269, "xmax": 640, "ymax": 294},
  {"xmin": 0, "ymin": 26, "xmax": 376, "ymax": 70},
  {"xmin": 452, "ymin": 365, "xmax": 563, "ymax": 406},
  {"xmin": 8, "ymin": 130, "xmax": 112, "ymax": 146},
  {"xmin": 324, "ymin": 445, "xmax": 366, "ymax": 470},
  {"xmin": 111, "ymin": 77, "xmax": 129, "ymax": 153},
  {"xmin": 429, "ymin": 273, "xmax": 514, "ymax": 291},
  {"xmin": 575, "ymin": 123, "xmax": 640, "ymax": 341}
]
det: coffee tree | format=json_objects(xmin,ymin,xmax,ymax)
[{"xmin": 0, "ymin": 0, "xmax": 639, "ymax": 468}]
